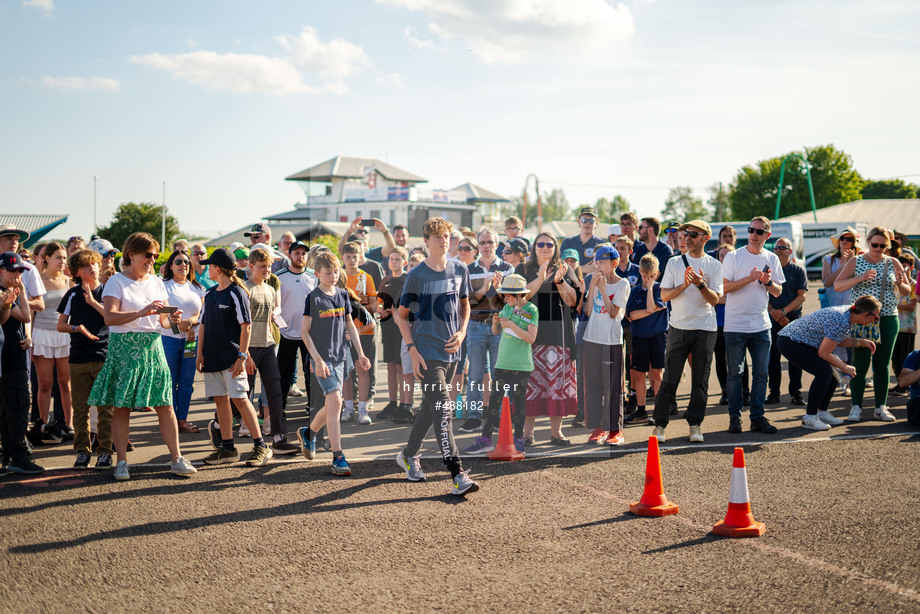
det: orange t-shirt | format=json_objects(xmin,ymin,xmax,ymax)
[{"xmin": 345, "ymin": 270, "xmax": 376, "ymax": 336}]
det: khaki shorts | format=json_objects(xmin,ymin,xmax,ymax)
[{"xmin": 204, "ymin": 368, "xmax": 250, "ymax": 399}]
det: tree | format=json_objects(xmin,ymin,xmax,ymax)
[
  {"xmin": 728, "ymin": 144, "xmax": 864, "ymax": 221},
  {"xmin": 708, "ymin": 183, "xmax": 731, "ymax": 221},
  {"xmin": 97, "ymin": 202, "xmax": 183, "ymax": 251},
  {"xmin": 593, "ymin": 194, "xmax": 634, "ymax": 224},
  {"xmin": 502, "ymin": 187, "xmax": 572, "ymax": 226},
  {"xmin": 661, "ymin": 186, "xmax": 710, "ymax": 223},
  {"xmin": 862, "ymin": 179, "xmax": 918, "ymax": 200}
]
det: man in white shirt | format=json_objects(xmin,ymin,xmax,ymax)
[
  {"xmin": 652, "ymin": 220, "xmax": 722, "ymax": 443},
  {"xmin": 721, "ymin": 216, "xmax": 785, "ymax": 435},
  {"xmin": 276, "ymin": 241, "xmax": 317, "ymax": 414},
  {"xmin": 0, "ymin": 226, "xmax": 45, "ymax": 313}
]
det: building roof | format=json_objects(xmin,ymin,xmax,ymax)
[
  {"xmin": 205, "ymin": 221, "xmax": 393, "ymax": 249},
  {"xmin": 451, "ymin": 182, "xmax": 510, "ymax": 203},
  {"xmin": 778, "ymin": 199, "xmax": 920, "ymax": 238},
  {"xmin": 285, "ymin": 156, "xmax": 427, "ymax": 184},
  {"xmin": 0, "ymin": 213, "xmax": 69, "ymax": 247}
]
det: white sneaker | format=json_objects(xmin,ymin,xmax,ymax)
[
  {"xmin": 817, "ymin": 411, "xmax": 844, "ymax": 426},
  {"xmin": 847, "ymin": 405, "xmax": 862, "ymax": 422},
  {"xmin": 357, "ymin": 408, "xmax": 372, "ymax": 425},
  {"xmin": 688, "ymin": 425, "xmax": 704, "ymax": 443},
  {"xmin": 652, "ymin": 426, "xmax": 666, "ymax": 443},
  {"xmin": 170, "ymin": 456, "xmax": 198, "ymax": 476},
  {"xmin": 238, "ymin": 422, "xmax": 251, "ymax": 438},
  {"xmin": 802, "ymin": 414, "xmax": 831, "ymax": 431},
  {"xmin": 874, "ymin": 405, "xmax": 896, "ymax": 422},
  {"xmin": 290, "ymin": 384, "xmax": 305, "ymax": 397},
  {"xmin": 114, "ymin": 460, "xmax": 130, "ymax": 481},
  {"xmin": 341, "ymin": 408, "xmax": 356, "ymax": 423}
]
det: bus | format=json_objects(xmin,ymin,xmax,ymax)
[{"xmin": 704, "ymin": 220, "xmax": 804, "ymax": 264}]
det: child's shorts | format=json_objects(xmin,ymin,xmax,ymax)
[
  {"xmin": 204, "ymin": 368, "xmax": 250, "ymax": 399},
  {"xmin": 314, "ymin": 359, "xmax": 346, "ymax": 395},
  {"xmin": 631, "ymin": 332, "xmax": 666, "ymax": 372}
]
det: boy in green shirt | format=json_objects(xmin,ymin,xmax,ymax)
[{"xmin": 463, "ymin": 274, "xmax": 538, "ymax": 454}]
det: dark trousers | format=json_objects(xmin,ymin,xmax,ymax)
[
  {"xmin": 403, "ymin": 360, "xmax": 462, "ymax": 477},
  {"xmin": 277, "ymin": 336, "xmax": 310, "ymax": 415},
  {"xmin": 583, "ymin": 341, "xmax": 624, "ymax": 432},
  {"xmin": 714, "ymin": 327, "xmax": 749, "ymax": 396},
  {"xmin": 575, "ymin": 344, "xmax": 585, "ymax": 420},
  {"xmin": 247, "ymin": 345, "xmax": 287, "ymax": 438},
  {"xmin": 769, "ymin": 318, "xmax": 803, "ymax": 397},
  {"xmin": 481, "ymin": 369, "xmax": 530, "ymax": 440},
  {"xmin": 907, "ymin": 398, "xmax": 920, "ymax": 427},
  {"xmin": 892, "ymin": 332, "xmax": 916, "ymax": 379},
  {"xmin": 776, "ymin": 336, "xmax": 835, "ymax": 415},
  {"xmin": 654, "ymin": 327, "xmax": 716, "ymax": 428},
  {"xmin": 1, "ymin": 371, "xmax": 31, "ymax": 463}
]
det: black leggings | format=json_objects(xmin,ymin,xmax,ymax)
[
  {"xmin": 403, "ymin": 360, "xmax": 462, "ymax": 477},
  {"xmin": 481, "ymin": 369, "xmax": 530, "ymax": 440},
  {"xmin": 776, "ymin": 336, "xmax": 835, "ymax": 415}
]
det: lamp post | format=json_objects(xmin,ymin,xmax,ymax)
[
  {"xmin": 93, "ymin": 175, "xmax": 98, "ymax": 234},
  {"xmin": 523, "ymin": 173, "xmax": 543, "ymax": 234},
  {"xmin": 161, "ymin": 180, "xmax": 166, "ymax": 251},
  {"xmin": 774, "ymin": 153, "xmax": 818, "ymax": 223}
]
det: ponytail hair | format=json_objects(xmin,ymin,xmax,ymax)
[{"xmin": 215, "ymin": 265, "xmax": 250, "ymax": 297}]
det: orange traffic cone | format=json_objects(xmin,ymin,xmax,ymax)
[
  {"xmin": 712, "ymin": 447, "xmax": 766, "ymax": 537},
  {"xmin": 487, "ymin": 396, "xmax": 524, "ymax": 461},
  {"xmin": 629, "ymin": 436, "xmax": 679, "ymax": 516}
]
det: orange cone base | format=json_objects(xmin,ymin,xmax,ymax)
[
  {"xmin": 712, "ymin": 520, "xmax": 766, "ymax": 538},
  {"xmin": 487, "ymin": 448, "xmax": 525, "ymax": 461},
  {"xmin": 629, "ymin": 500, "xmax": 679, "ymax": 517}
]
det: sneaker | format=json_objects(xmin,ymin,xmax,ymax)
[
  {"xmin": 463, "ymin": 436, "xmax": 494, "ymax": 455},
  {"xmin": 0, "ymin": 464, "xmax": 6, "ymax": 477},
  {"xmin": 817, "ymin": 411, "xmax": 844, "ymax": 426},
  {"xmin": 847, "ymin": 405, "xmax": 862, "ymax": 422},
  {"xmin": 569, "ymin": 417, "xmax": 585, "ymax": 428},
  {"xmin": 791, "ymin": 394, "xmax": 805, "ymax": 406},
  {"xmin": 874, "ymin": 405, "xmax": 896, "ymax": 422},
  {"xmin": 203, "ymin": 446, "xmax": 241, "ymax": 465},
  {"xmin": 171, "ymin": 456, "xmax": 198, "ymax": 476},
  {"xmin": 392, "ymin": 405, "xmax": 414, "ymax": 424},
  {"xmin": 113, "ymin": 460, "xmax": 130, "ymax": 480},
  {"xmin": 802, "ymin": 414, "xmax": 831, "ymax": 431},
  {"xmin": 377, "ymin": 401, "xmax": 398, "ymax": 420},
  {"xmin": 331, "ymin": 454, "xmax": 352, "ymax": 476},
  {"xmin": 728, "ymin": 416, "xmax": 742, "ymax": 433},
  {"xmin": 458, "ymin": 417, "xmax": 481, "ymax": 433},
  {"xmin": 396, "ymin": 451, "xmax": 426, "ymax": 482},
  {"xmin": 8, "ymin": 456, "xmax": 44, "ymax": 475},
  {"xmin": 624, "ymin": 408, "xmax": 648, "ymax": 424},
  {"xmin": 451, "ymin": 470, "xmax": 480, "ymax": 496},
  {"xmin": 296, "ymin": 427, "xmax": 316, "ymax": 460},
  {"xmin": 357, "ymin": 408, "xmax": 372, "ymax": 425},
  {"xmin": 765, "ymin": 394, "xmax": 781, "ymax": 405},
  {"xmin": 750, "ymin": 417, "xmax": 778, "ymax": 434},
  {"xmin": 718, "ymin": 393, "xmax": 728, "ymax": 406},
  {"xmin": 523, "ymin": 436, "xmax": 535, "ymax": 447},
  {"xmin": 40, "ymin": 424, "xmax": 63, "ymax": 444},
  {"xmin": 95, "ymin": 454, "xmax": 113, "ymax": 470},
  {"xmin": 289, "ymin": 384, "xmax": 305, "ymax": 397},
  {"xmin": 74, "ymin": 451, "xmax": 92, "ymax": 469},
  {"xmin": 689, "ymin": 425, "xmax": 704, "ymax": 443},
  {"xmin": 61, "ymin": 425, "xmax": 75, "ymax": 442},
  {"xmin": 207, "ymin": 419, "xmax": 221, "ymax": 450},
  {"xmin": 652, "ymin": 426, "xmax": 666, "ymax": 442},
  {"xmin": 271, "ymin": 439, "xmax": 300, "ymax": 456},
  {"xmin": 340, "ymin": 407, "xmax": 356, "ymax": 423},
  {"xmin": 605, "ymin": 431, "xmax": 625, "ymax": 446},
  {"xmin": 587, "ymin": 428, "xmax": 608, "ymax": 444},
  {"xmin": 238, "ymin": 422, "xmax": 251, "ymax": 438},
  {"xmin": 889, "ymin": 386, "xmax": 908, "ymax": 397},
  {"xmin": 513, "ymin": 437, "xmax": 525, "ymax": 453},
  {"xmin": 246, "ymin": 445, "xmax": 273, "ymax": 467}
]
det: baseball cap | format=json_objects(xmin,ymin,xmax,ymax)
[
  {"xmin": 87, "ymin": 238, "xmax": 116, "ymax": 257},
  {"xmin": 594, "ymin": 245, "xmax": 619, "ymax": 261},
  {"xmin": 289, "ymin": 240, "xmax": 309, "ymax": 253},
  {"xmin": 578, "ymin": 206, "xmax": 598, "ymax": 220},
  {"xmin": 680, "ymin": 220, "xmax": 712, "ymax": 236},
  {"xmin": 607, "ymin": 224, "xmax": 621, "ymax": 237},
  {"xmin": 0, "ymin": 251, "xmax": 27, "ymax": 271},
  {"xmin": 199, "ymin": 248, "xmax": 236, "ymax": 269},
  {"xmin": 561, "ymin": 249, "xmax": 580, "ymax": 261},
  {"xmin": 233, "ymin": 247, "xmax": 250, "ymax": 260},
  {"xmin": 665, "ymin": 221, "xmax": 681, "ymax": 233},
  {"xmin": 502, "ymin": 238, "xmax": 529, "ymax": 253},
  {"xmin": 251, "ymin": 242, "xmax": 282, "ymax": 261},
  {"xmin": 243, "ymin": 223, "xmax": 270, "ymax": 237}
]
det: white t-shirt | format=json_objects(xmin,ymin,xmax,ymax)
[
  {"xmin": 583, "ymin": 275, "xmax": 630, "ymax": 345},
  {"xmin": 102, "ymin": 273, "xmax": 169, "ymax": 334},
  {"xmin": 662, "ymin": 253, "xmax": 722, "ymax": 332},
  {"xmin": 22, "ymin": 262, "xmax": 45, "ymax": 301},
  {"xmin": 722, "ymin": 247, "xmax": 785, "ymax": 333},
  {"xmin": 161, "ymin": 279, "xmax": 206, "ymax": 339},
  {"xmin": 277, "ymin": 267, "xmax": 317, "ymax": 340}
]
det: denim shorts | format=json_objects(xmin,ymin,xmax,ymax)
[{"xmin": 314, "ymin": 359, "xmax": 346, "ymax": 395}]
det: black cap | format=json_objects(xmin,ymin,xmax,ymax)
[
  {"xmin": 503, "ymin": 238, "xmax": 529, "ymax": 253},
  {"xmin": 290, "ymin": 240, "xmax": 309, "ymax": 253},
  {"xmin": 199, "ymin": 248, "xmax": 236, "ymax": 269},
  {"xmin": 0, "ymin": 251, "xmax": 27, "ymax": 272}
]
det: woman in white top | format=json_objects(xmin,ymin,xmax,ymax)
[
  {"xmin": 160, "ymin": 249, "xmax": 206, "ymax": 433},
  {"xmin": 87, "ymin": 232, "xmax": 196, "ymax": 481},
  {"xmin": 32, "ymin": 241, "xmax": 73, "ymax": 434}
]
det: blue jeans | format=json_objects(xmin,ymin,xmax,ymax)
[
  {"xmin": 465, "ymin": 320, "xmax": 501, "ymax": 418},
  {"xmin": 725, "ymin": 330, "xmax": 771, "ymax": 419},
  {"xmin": 161, "ymin": 335, "xmax": 197, "ymax": 421}
]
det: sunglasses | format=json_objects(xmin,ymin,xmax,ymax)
[
  {"xmin": 505, "ymin": 226, "xmax": 521, "ymax": 232},
  {"xmin": 68, "ymin": 236, "xmax": 83, "ymax": 243},
  {"xmin": 665, "ymin": 228, "xmax": 679, "ymax": 234},
  {"xmin": 479, "ymin": 240, "xmax": 494, "ymax": 245},
  {"xmin": 869, "ymin": 312, "xmax": 880, "ymax": 322},
  {"xmin": 191, "ymin": 250, "xmax": 206, "ymax": 257},
  {"xmin": 748, "ymin": 227, "xmax": 768, "ymax": 236},
  {"xmin": 535, "ymin": 241, "xmax": 555, "ymax": 249},
  {"xmin": 839, "ymin": 236, "xmax": 855, "ymax": 242},
  {"xmin": 683, "ymin": 230, "xmax": 703, "ymax": 239},
  {"xmin": 579, "ymin": 217, "xmax": 596, "ymax": 224},
  {"xmin": 870, "ymin": 242, "xmax": 888, "ymax": 249},
  {"xmin": 173, "ymin": 259, "xmax": 190, "ymax": 265},
  {"xmin": 144, "ymin": 252, "xmax": 159, "ymax": 260},
  {"xmin": 104, "ymin": 250, "xmax": 118, "ymax": 258},
  {"xmin": 774, "ymin": 246, "xmax": 791, "ymax": 251},
  {"xmin": 458, "ymin": 246, "xmax": 474, "ymax": 252}
]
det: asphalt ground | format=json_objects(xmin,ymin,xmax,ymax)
[{"xmin": 3, "ymin": 291, "xmax": 920, "ymax": 612}]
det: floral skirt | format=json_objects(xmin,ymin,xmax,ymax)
[
  {"xmin": 525, "ymin": 344, "xmax": 577, "ymax": 417},
  {"xmin": 88, "ymin": 332, "xmax": 173, "ymax": 409}
]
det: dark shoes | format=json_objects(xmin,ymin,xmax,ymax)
[
  {"xmin": 765, "ymin": 394, "xmax": 781, "ymax": 404},
  {"xmin": 624, "ymin": 409, "xmax": 649, "ymax": 424},
  {"xmin": 377, "ymin": 401, "xmax": 398, "ymax": 420},
  {"xmin": 458, "ymin": 418, "xmax": 482, "ymax": 433},
  {"xmin": 750, "ymin": 417, "xmax": 778, "ymax": 434},
  {"xmin": 728, "ymin": 416, "xmax": 743, "ymax": 433},
  {"xmin": 550, "ymin": 435, "xmax": 571, "ymax": 446},
  {"xmin": 790, "ymin": 393, "xmax": 805, "ymax": 406},
  {"xmin": 391, "ymin": 404, "xmax": 414, "ymax": 424}
]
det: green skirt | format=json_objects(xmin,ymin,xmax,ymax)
[{"xmin": 88, "ymin": 332, "xmax": 173, "ymax": 409}]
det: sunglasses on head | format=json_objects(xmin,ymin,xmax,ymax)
[
  {"xmin": 682, "ymin": 230, "xmax": 703, "ymax": 239},
  {"xmin": 535, "ymin": 241, "xmax": 555, "ymax": 249},
  {"xmin": 69, "ymin": 236, "xmax": 83, "ymax": 243},
  {"xmin": 870, "ymin": 242, "xmax": 888, "ymax": 249},
  {"xmin": 748, "ymin": 227, "xmax": 768, "ymax": 236}
]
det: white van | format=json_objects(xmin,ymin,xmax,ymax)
[
  {"xmin": 704, "ymin": 220, "xmax": 804, "ymax": 264},
  {"xmin": 801, "ymin": 222, "xmax": 869, "ymax": 279}
]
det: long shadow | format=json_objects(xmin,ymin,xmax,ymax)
[
  {"xmin": 642, "ymin": 535, "xmax": 721, "ymax": 554},
  {"xmin": 562, "ymin": 513, "xmax": 635, "ymax": 530}
]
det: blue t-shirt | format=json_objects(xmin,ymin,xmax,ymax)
[
  {"xmin": 304, "ymin": 287, "xmax": 354, "ymax": 364},
  {"xmin": 631, "ymin": 240, "xmax": 673, "ymax": 267},
  {"xmin": 200, "ymin": 283, "xmax": 251, "ymax": 372},
  {"xmin": 778, "ymin": 305, "xmax": 851, "ymax": 350},
  {"xmin": 560, "ymin": 235, "xmax": 605, "ymax": 267},
  {"xmin": 399, "ymin": 260, "xmax": 471, "ymax": 362},
  {"xmin": 626, "ymin": 282, "xmax": 668, "ymax": 338},
  {"xmin": 902, "ymin": 350, "xmax": 920, "ymax": 400}
]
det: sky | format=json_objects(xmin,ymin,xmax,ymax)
[{"xmin": 2, "ymin": 0, "xmax": 918, "ymax": 242}]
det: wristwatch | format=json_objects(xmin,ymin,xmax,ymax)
[
  {"xmin": 406, "ymin": 342, "xmax": 416, "ymax": 350},
  {"xmin": 697, "ymin": 282, "xmax": 706, "ymax": 290},
  {"xmin": 764, "ymin": 280, "xmax": 774, "ymax": 288}
]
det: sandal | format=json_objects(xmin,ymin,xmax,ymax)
[{"xmin": 178, "ymin": 421, "xmax": 200, "ymax": 434}]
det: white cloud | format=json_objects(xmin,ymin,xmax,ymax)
[
  {"xmin": 129, "ymin": 27, "xmax": 371, "ymax": 95},
  {"xmin": 404, "ymin": 26, "xmax": 435, "ymax": 49},
  {"xmin": 41, "ymin": 76, "xmax": 119, "ymax": 92},
  {"xmin": 376, "ymin": 0, "xmax": 636, "ymax": 64},
  {"xmin": 22, "ymin": 0, "xmax": 54, "ymax": 14},
  {"xmin": 376, "ymin": 72, "xmax": 406, "ymax": 89}
]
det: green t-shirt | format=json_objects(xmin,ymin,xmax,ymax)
[{"xmin": 495, "ymin": 302, "xmax": 538, "ymax": 372}]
